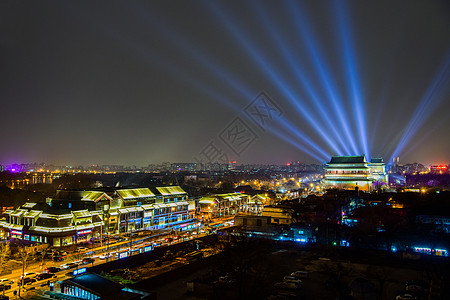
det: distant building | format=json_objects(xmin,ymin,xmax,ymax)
[
  {"xmin": 430, "ymin": 165, "xmax": 449, "ymax": 174},
  {"xmin": 322, "ymin": 155, "xmax": 388, "ymax": 192}
]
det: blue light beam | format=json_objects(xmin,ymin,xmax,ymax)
[
  {"xmin": 285, "ymin": 0, "xmax": 360, "ymax": 155},
  {"xmin": 333, "ymin": 0, "xmax": 370, "ymax": 159},
  {"xmin": 389, "ymin": 55, "xmax": 450, "ymax": 163},
  {"xmin": 203, "ymin": 1, "xmax": 334, "ymax": 157},
  {"xmin": 250, "ymin": 0, "xmax": 348, "ymax": 156}
]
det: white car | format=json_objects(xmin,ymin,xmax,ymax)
[{"xmin": 99, "ymin": 253, "xmax": 113, "ymax": 260}]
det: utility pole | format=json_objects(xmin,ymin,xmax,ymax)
[{"xmin": 18, "ymin": 243, "xmax": 25, "ymax": 298}]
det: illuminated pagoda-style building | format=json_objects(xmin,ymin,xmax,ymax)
[{"xmin": 323, "ymin": 155, "xmax": 374, "ymax": 191}]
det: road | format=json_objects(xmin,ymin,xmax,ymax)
[{"xmin": 0, "ymin": 217, "xmax": 235, "ymax": 298}]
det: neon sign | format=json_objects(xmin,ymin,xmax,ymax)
[
  {"xmin": 77, "ymin": 230, "xmax": 92, "ymax": 235},
  {"xmin": 73, "ymin": 268, "xmax": 87, "ymax": 276}
]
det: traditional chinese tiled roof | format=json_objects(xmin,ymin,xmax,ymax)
[
  {"xmin": 116, "ymin": 188, "xmax": 155, "ymax": 200},
  {"xmin": 155, "ymin": 186, "xmax": 186, "ymax": 196},
  {"xmin": 329, "ymin": 155, "xmax": 367, "ymax": 164},
  {"xmin": 370, "ymin": 158, "xmax": 384, "ymax": 164}
]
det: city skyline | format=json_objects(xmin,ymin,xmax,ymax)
[{"xmin": 1, "ymin": 0, "xmax": 449, "ymax": 166}]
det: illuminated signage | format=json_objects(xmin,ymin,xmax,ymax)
[
  {"xmin": 119, "ymin": 252, "xmax": 128, "ymax": 259},
  {"xmin": 73, "ymin": 268, "xmax": 87, "ymax": 276},
  {"xmin": 77, "ymin": 230, "xmax": 92, "ymax": 235},
  {"xmin": 11, "ymin": 230, "xmax": 22, "ymax": 235},
  {"xmin": 144, "ymin": 246, "xmax": 152, "ymax": 252}
]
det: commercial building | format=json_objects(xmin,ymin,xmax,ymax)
[
  {"xmin": 0, "ymin": 186, "xmax": 194, "ymax": 247},
  {"xmin": 59, "ymin": 272, "xmax": 153, "ymax": 299},
  {"xmin": 261, "ymin": 206, "xmax": 293, "ymax": 225},
  {"xmin": 197, "ymin": 193, "xmax": 252, "ymax": 220}
]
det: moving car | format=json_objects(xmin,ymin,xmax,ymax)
[
  {"xmin": 35, "ymin": 273, "xmax": 57, "ymax": 281},
  {"xmin": 18, "ymin": 277, "xmax": 37, "ymax": 286},
  {"xmin": 44, "ymin": 267, "xmax": 61, "ymax": 273},
  {"xmin": 20, "ymin": 272, "xmax": 36, "ymax": 280},
  {"xmin": 61, "ymin": 262, "xmax": 79, "ymax": 269},
  {"xmin": 82, "ymin": 257, "xmax": 95, "ymax": 264},
  {"xmin": 99, "ymin": 253, "xmax": 113, "ymax": 260}
]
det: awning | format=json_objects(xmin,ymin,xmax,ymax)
[{"xmin": 199, "ymin": 199, "xmax": 215, "ymax": 205}]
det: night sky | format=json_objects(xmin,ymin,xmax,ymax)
[{"xmin": 1, "ymin": 0, "xmax": 449, "ymax": 166}]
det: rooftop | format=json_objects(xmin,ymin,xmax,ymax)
[
  {"xmin": 329, "ymin": 155, "xmax": 367, "ymax": 164},
  {"xmin": 116, "ymin": 188, "xmax": 155, "ymax": 200},
  {"xmin": 155, "ymin": 186, "xmax": 186, "ymax": 196},
  {"xmin": 370, "ymin": 158, "xmax": 384, "ymax": 164}
]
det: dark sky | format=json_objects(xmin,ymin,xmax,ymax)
[{"xmin": 1, "ymin": 0, "xmax": 449, "ymax": 166}]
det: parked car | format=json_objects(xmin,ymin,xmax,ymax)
[
  {"xmin": 82, "ymin": 257, "xmax": 95, "ymax": 264},
  {"xmin": 0, "ymin": 284, "xmax": 11, "ymax": 291},
  {"xmin": 275, "ymin": 281, "xmax": 301, "ymax": 290},
  {"xmin": 283, "ymin": 278, "xmax": 302, "ymax": 287},
  {"xmin": 396, "ymin": 291, "xmax": 418, "ymax": 300},
  {"xmin": 75, "ymin": 247, "xmax": 89, "ymax": 253},
  {"xmin": 44, "ymin": 267, "xmax": 61, "ymax": 273},
  {"xmin": 290, "ymin": 271, "xmax": 309, "ymax": 279},
  {"xmin": 0, "ymin": 279, "xmax": 14, "ymax": 285},
  {"xmin": 35, "ymin": 273, "xmax": 57, "ymax": 281}
]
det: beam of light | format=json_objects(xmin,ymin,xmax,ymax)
[
  {"xmin": 332, "ymin": 0, "xmax": 370, "ymax": 159},
  {"xmin": 369, "ymin": 84, "xmax": 393, "ymax": 151},
  {"xmin": 123, "ymin": 2, "xmax": 330, "ymax": 160},
  {"xmin": 249, "ymin": 0, "xmax": 347, "ymax": 156},
  {"xmin": 67, "ymin": 3, "xmax": 327, "ymax": 162},
  {"xmin": 284, "ymin": 0, "xmax": 360, "ymax": 155},
  {"xmin": 396, "ymin": 115, "xmax": 450, "ymax": 163},
  {"xmin": 202, "ymin": 1, "xmax": 336, "ymax": 157},
  {"xmin": 388, "ymin": 55, "xmax": 450, "ymax": 164}
]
